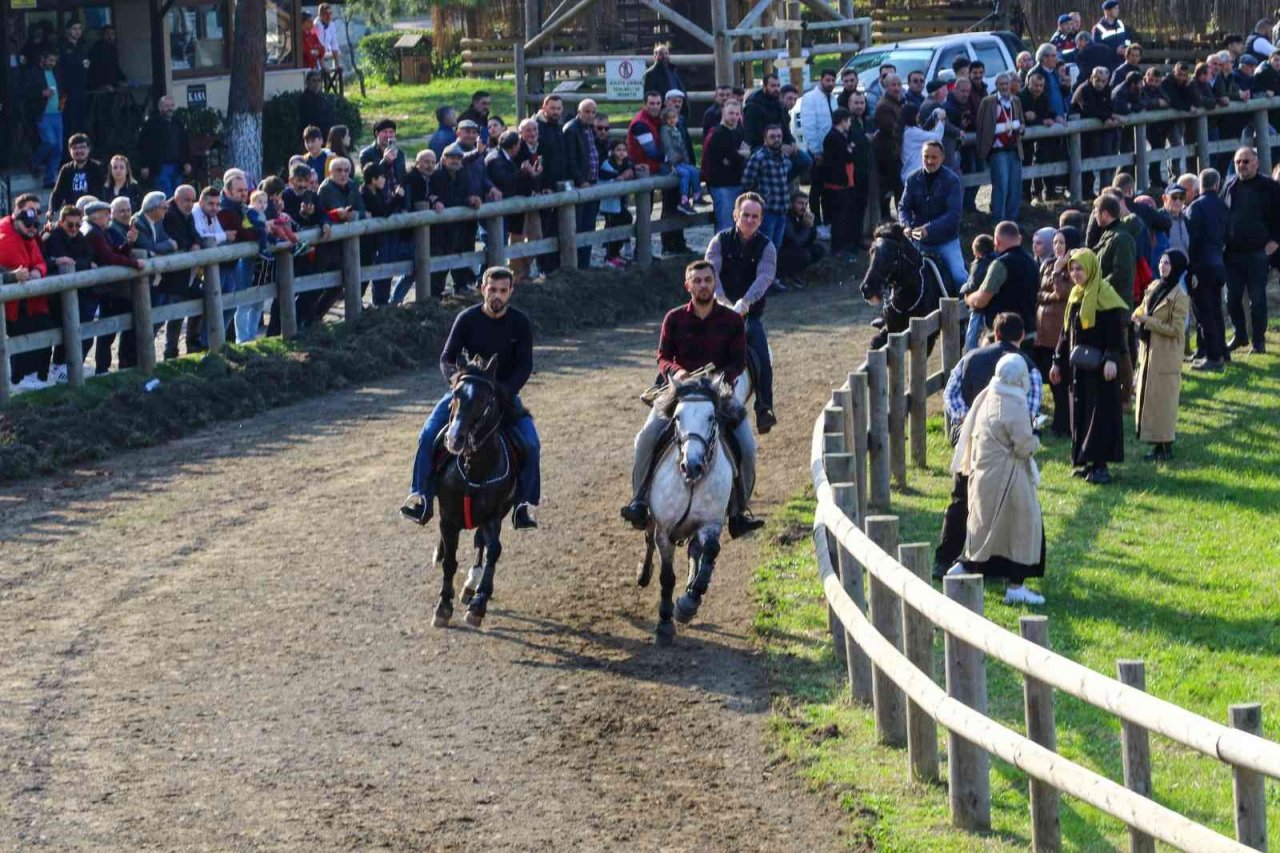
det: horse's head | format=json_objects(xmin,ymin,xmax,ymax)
[
  {"xmin": 445, "ymin": 354, "xmax": 501, "ymax": 455},
  {"xmin": 657, "ymin": 375, "xmax": 736, "ymax": 484},
  {"xmin": 861, "ymin": 222, "xmax": 918, "ymax": 303}
]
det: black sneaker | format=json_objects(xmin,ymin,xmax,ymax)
[
  {"xmin": 932, "ymin": 562, "xmax": 947, "ymax": 581},
  {"xmin": 1228, "ymin": 336, "xmax": 1250, "ymax": 351},
  {"xmin": 756, "ymin": 409, "xmax": 778, "ymax": 434},
  {"xmin": 620, "ymin": 500, "xmax": 649, "ymax": 529},
  {"xmin": 728, "ymin": 513, "xmax": 766, "ymax": 539},
  {"xmin": 512, "ymin": 503, "xmax": 538, "ymax": 529},
  {"xmin": 399, "ymin": 494, "xmax": 432, "ymax": 525},
  {"xmin": 1191, "ymin": 358, "xmax": 1224, "ymax": 372}
]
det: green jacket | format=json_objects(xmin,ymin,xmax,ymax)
[{"xmin": 1096, "ymin": 223, "xmax": 1137, "ymax": 307}]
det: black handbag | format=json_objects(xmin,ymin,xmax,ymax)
[{"xmin": 1069, "ymin": 344, "xmax": 1104, "ymax": 371}]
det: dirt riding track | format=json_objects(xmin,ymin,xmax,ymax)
[{"xmin": 0, "ymin": 281, "xmax": 872, "ymax": 850}]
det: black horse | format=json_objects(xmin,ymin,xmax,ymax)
[
  {"xmin": 430, "ymin": 355, "xmax": 520, "ymax": 629},
  {"xmin": 860, "ymin": 223, "xmax": 946, "ymax": 350}
]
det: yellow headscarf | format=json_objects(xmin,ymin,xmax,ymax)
[{"xmin": 1064, "ymin": 247, "xmax": 1127, "ymax": 329}]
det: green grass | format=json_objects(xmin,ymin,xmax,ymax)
[{"xmin": 755, "ymin": 329, "xmax": 1280, "ymax": 850}]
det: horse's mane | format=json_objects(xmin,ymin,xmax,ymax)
[
  {"xmin": 653, "ymin": 375, "xmax": 745, "ymax": 425},
  {"xmin": 873, "ymin": 221, "xmax": 908, "ymax": 242},
  {"xmin": 449, "ymin": 354, "xmax": 518, "ymax": 413}
]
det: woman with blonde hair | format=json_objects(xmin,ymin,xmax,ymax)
[
  {"xmin": 1050, "ymin": 247, "xmax": 1128, "ymax": 484},
  {"xmin": 102, "ymin": 154, "xmax": 143, "ymax": 212},
  {"xmin": 949, "ymin": 353, "xmax": 1046, "ymax": 605}
]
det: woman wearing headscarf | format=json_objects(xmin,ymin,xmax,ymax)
[
  {"xmin": 1050, "ymin": 247, "xmax": 1128, "ymax": 484},
  {"xmin": 1133, "ymin": 249, "xmax": 1191, "ymax": 461},
  {"xmin": 1031, "ymin": 227, "xmax": 1056, "ymax": 266},
  {"xmin": 949, "ymin": 353, "xmax": 1046, "ymax": 605},
  {"xmin": 1035, "ymin": 226, "xmax": 1081, "ymax": 437}
]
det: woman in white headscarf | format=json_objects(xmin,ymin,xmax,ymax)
[{"xmin": 949, "ymin": 353, "xmax": 1046, "ymax": 605}]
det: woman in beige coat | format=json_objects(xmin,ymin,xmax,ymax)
[
  {"xmin": 948, "ymin": 354, "xmax": 1046, "ymax": 606},
  {"xmin": 1134, "ymin": 250, "xmax": 1191, "ymax": 462}
]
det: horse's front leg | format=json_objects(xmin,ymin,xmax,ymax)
[
  {"xmin": 676, "ymin": 525, "xmax": 721, "ymax": 624},
  {"xmin": 654, "ymin": 531, "xmax": 677, "ymax": 646},
  {"xmin": 465, "ymin": 518, "xmax": 504, "ymax": 628},
  {"xmin": 637, "ymin": 524, "xmax": 656, "ymax": 588},
  {"xmin": 432, "ymin": 523, "xmax": 462, "ymax": 628},
  {"xmin": 462, "ymin": 528, "xmax": 485, "ymax": 606}
]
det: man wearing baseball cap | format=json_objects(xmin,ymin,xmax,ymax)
[{"xmin": 1051, "ymin": 13, "xmax": 1077, "ymax": 51}]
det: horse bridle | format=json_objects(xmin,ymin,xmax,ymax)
[
  {"xmin": 450, "ymin": 374, "xmax": 503, "ymax": 456},
  {"xmin": 673, "ymin": 393, "xmax": 720, "ymax": 481},
  {"xmin": 872, "ymin": 237, "xmax": 934, "ymax": 315}
]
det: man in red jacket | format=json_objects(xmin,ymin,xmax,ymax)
[{"xmin": 0, "ymin": 207, "xmax": 52, "ymax": 391}]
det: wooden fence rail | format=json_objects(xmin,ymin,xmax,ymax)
[
  {"xmin": 809, "ymin": 297, "xmax": 1277, "ymax": 850},
  {"xmin": 0, "ymin": 174, "xmax": 703, "ymax": 403}
]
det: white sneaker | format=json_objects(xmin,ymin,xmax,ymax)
[
  {"xmin": 47, "ymin": 363, "xmax": 68, "ymax": 385},
  {"xmin": 14, "ymin": 373, "xmax": 47, "ymax": 393},
  {"xmin": 1003, "ymin": 585, "xmax": 1045, "ymax": 606},
  {"xmin": 946, "ymin": 563, "xmax": 967, "ymax": 576}
]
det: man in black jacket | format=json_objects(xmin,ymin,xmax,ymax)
[
  {"xmin": 160, "ymin": 184, "xmax": 203, "ymax": 358},
  {"xmin": 535, "ymin": 95, "xmax": 567, "ymax": 273},
  {"xmin": 821, "ymin": 108, "xmax": 857, "ymax": 256},
  {"xmin": 563, "ymin": 98, "xmax": 601, "ymax": 269},
  {"xmin": 964, "ymin": 222, "xmax": 1041, "ymax": 347},
  {"xmin": 642, "ymin": 44, "xmax": 688, "ymax": 119},
  {"xmin": 486, "ymin": 131, "xmax": 525, "ymax": 258},
  {"xmin": 50, "ymin": 133, "xmax": 106, "ymax": 212},
  {"xmin": 743, "ymin": 74, "xmax": 796, "ymax": 150},
  {"xmin": 42, "ymin": 204, "xmax": 94, "ymax": 384},
  {"xmin": 428, "ymin": 145, "xmax": 482, "ymax": 296},
  {"xmin": 1222, "ymin": 147, "xmax": 1280, "ymax": 353},
  {"xmin": 1186, "ymin": 167, "xmax": 1229, "ymax": 369},
  {"xmin": 138, "ymin": 95, "xmax": 192, "ymax": 196}
]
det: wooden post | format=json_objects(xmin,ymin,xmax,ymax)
[
  {"xmin": 831, "ymin": 385, "xmax": 856, "ymax": 473},
  {"xmin": 60, "ymin": 284, "xmax": 85, "ymax": 387},
  {"xmin": 202, "ymin": 260, "xmax": 225, "ymax": 354},
  {"xmin": 1229, "ymin": 703, "xmax": 1267, "ymax": 850},
  {"xmin": 1195, "ymin": 114, "xmax": 1212, "ymax": 173},
  {"xmin": 485, "ymin": 213, "xmax": 507, "ymax": 270},
  {"xmin": 1133, "ymin": 125, "xmax": 1148, "ymax": 187},
  {"xmin": 940, "ymin": 296, "xmax": 962, "ymax": 373},
  {"xmin": 276, "ymin": 251, "xmax": 297, "ymax": 340},
  {"xmin": 848, "ymin": 371, "xmax": 870, "ymax": 523},
  {"xmin": 514, "ymin": 43, "xmax": 528, "ymax": 122},
  {"xmin": 833, "ymin": 482, "xmax": 873, "ymax": 705},
  {"xmin": 785, "ymin": 0, "xmax": 802, "ymax": 89},
  {"xmin": 413, "ymin": 222, "xmax": 432, "ymax": 304},
  {"xmin": 558, "ymin": 186, "xmax": 579, "ymax": 271},
  {"xmin": 0, "ymin": 308, "xmax": 10, "ymax": 403},
  {"xmin": 1255, "ymin": 109, "xmax": 1273, "ymax": 176},
  {"xmin": 342, "ymin": 236, "xmax": 362, "ymax": 321},
  {"xmin": 822, "ymin": 417, "xmax": 850, "ymax": 668},
  {"xmin": 944, "ymin": 573, "xmax": 990, "ymax": 831},
  {"xmin": 1021, "ymin": 616, "xmax": 1061, "ymax": 852},
  {"xmin": 1117, "ymin": 660, "xmax": 1156, "ymax": 853},
  {"xmin": 1067, "ymin": 130, "xmax": 1083, "ymax": 203},
  {"xmin": 907, "ymin": 316, "xmax": 928, "ymax": 469},
  {"xmin": 761, "ymin": 1, "xmax": 774, "ymax": 76},
  {"xmin": 131, "ymin": 275, "xmax": 156, "ymax": 375},
  {"xmin": 898, "ymin": 542, "xmax": 938, "ymax": 783},
  {"xmin": 866, "ymin": 348, "xmax": 891, "ymax": 511},
  {"xmin": 523, "ymin": 0, "xmax": 545, "ymax": 102},
  {"xmin": 634, "ymin": 188, "xmax": 654, "ymax": 268},
  {"xmin": 887, "ymin": 331, "xmax": 908, "ymax": 487},
  {"xmin": 711, "ymin": 0, "xmax": 733, "ymax": 86},
  {"xmin": 865, "ymin": 515, "xmax": 906, "ymax": 747}
]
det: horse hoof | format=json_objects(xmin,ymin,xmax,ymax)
[
  {"xmin": 654, "ymin": 620, "xmax": 676, "ymax": 646},
  {"xmin": 460, "ymin": 587, "xmax": 475, "ymax": 606},
  {"xmin": 432, "ymin": 602, "xmax": 453, "ymax": 628},
  {"xmin": 464, "ymin": 609, "xmax": 485, "ymax": 628},
  {"xmin": 674, "ymin": 594, "xmax": 701, "ymax": 624},
  {"xmin": 636, "ymin": 563, "xmax": 652, "ymax": 588}
]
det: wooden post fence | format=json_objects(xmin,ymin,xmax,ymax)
[
  {"xmin": 342, "ymin": 237, "xmax": 362, "ymax": 321},
  {"xmin": 866, "ymin": 515, "xmax": 906, "ymax": 747},
  {"xmin": 887, "ymin": 332, "xmax": 908, "ymax": 487},
  {"xmin": 1229, "ymin": 703, "xmax": 1267, "ymax": 850},
  {"xmin": 276, "ymin": 251, "xmax": 298, "ymax": 340},
  {"xmin": 898, "ymin": 542, "xmax": 938, "ymax": 783},
  {"xmin": 1118, "ymin": 659, "xmax": 1156, "ymax": 853},
  {"xmin": 866, "ymin": 348, "xmax": 891, "ymax": 510},
  {"xmin": 1021, "ymin": 615, "xmax": 1062, "ymax": 852},
  {"xmin": 834, "ymin": 481, "xmax": 873, "ymax": 705},
  {"xmin": 945, "ymin": 573, "xmax": 990, "ymax": 831},
  {"xmin": 907, "ymin": 316, "xmax": 928, "ymax": 469}
]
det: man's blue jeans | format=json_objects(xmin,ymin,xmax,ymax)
[
  {"xmin": 987, "ymin": 149, "xmax": 1022, "ymax": 223},
  {"xmin": 155, "ymin": 164, "xmax": 181, "ymax": 196},
  {"xmin": 575, "ymin": 199, "xmax": 598, "ymax": 269},
  {"xmin": 1225, "ymin": 250, "xmax": 1269, "ymax": 349},
  {"xmin": 762, "ymin": 212, "xmax": 786, "ymax": 251},
  {"xmin": 924, "ymin": 238, "xmax": 967, "ymax": 296},
  {"xmin": 790, "ymin": 149, "xmax": 814, "ymax": 174},
  {"xmin": 710, "ymin": 185, "xmax": 741, "ymax": 233},
  {"xmin": 35, "ymin": 113, "xmax": 63, "ymax": 185},
  {"xmin": 411, "ymin": 391, "xmax": 542, "ymax": 507},
  {"xmin": 745, "ymin": 314, "xmax": 773, "ymax": 413},
  {"xmin": 202, "ymin": 258, "xmax": 248, "ymax": 347}
]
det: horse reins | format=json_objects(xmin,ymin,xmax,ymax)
[
  {"xmin": 451, "ymin": 374, "xmax": 512, "ymax": 487},
  {"xmin": 670, "ymin": 393, "xmax": 721, "ymax": 532}
]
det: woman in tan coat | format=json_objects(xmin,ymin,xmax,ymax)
[
  {"xmin": 1133, "ymin": 249, "xmax": 1191, "ymax": 461},
  {"xmin": 948, "ymin": 354, "xmax": 1046, "ymax": 606}
]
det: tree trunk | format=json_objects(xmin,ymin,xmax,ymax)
[
  {"xmin": 434, "ymin": 4, "xmax": 451, "ymax": 56},
  {"xmin": 227, "ymin": 0, "xmax": 265, "ymax": 183}
]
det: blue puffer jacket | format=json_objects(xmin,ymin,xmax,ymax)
[
  {"xmin": 1185, "ymin": 190, "xmax": 1228, "ymax": 272},
  {"xmin": 898, "ymin": 165, "xmax": 962, "ymax": 247}
]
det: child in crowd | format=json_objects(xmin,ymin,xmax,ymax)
[
  {"xmin": 659, "ymin": 107, "xmax": 700, "ymax": 215},
  {"xmin": 598, "ymin": 139, "xmax": 636, "ymax": 268},
  {"xmin": 962, "ymin": 233, "xmax": 996, "ymax": 351},
  {"xmin": 302, "ymin": 125, "xmax": 332, "ymax": 180},
  {"xmin": 248, "ymin": 187, "xmax": 305, "ymax": 260}
]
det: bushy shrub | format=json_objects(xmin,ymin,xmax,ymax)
[
  {"xmin": 359, "ymin": 29, "xmax": 431, "ymax": 84},
  {"xmin": 261, "ymin": 91, "xmax": 363, "ymax": 178}
]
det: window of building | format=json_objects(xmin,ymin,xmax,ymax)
[
  {"xmin": 168, "ymin": 0, "xmax": 228, "ymax": 74},
  {"xmin": 266, "ymin": 0, "xmax": 295, "ymax": 66}
]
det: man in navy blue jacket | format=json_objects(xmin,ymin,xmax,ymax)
[
  {"xmin": 1186, "ymin": 167, "xmax": 1229, "ymax": 369},
  {"xmin": 898, "ymin": 139, "xmax": 965, "ymax": 292}
]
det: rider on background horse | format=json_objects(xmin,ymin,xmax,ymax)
[
  {"xmin": 400, "ymin": 266, "xmax": 541, "ymax": 529},
  {"xmin": 620, "ymin": 260, "xmax": 765, "ymax": 539},
  {"xmin": 899, "ymin": 138, "xmax": 966, "ymax": 293},
  {"xmin": 705, "ymin": 191, "xmax": 779, "ymax": 435}
]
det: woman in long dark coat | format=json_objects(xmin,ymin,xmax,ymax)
[{"xmin": 1050, "ymin": 247, "xmax": 1128, "ymax": 485}]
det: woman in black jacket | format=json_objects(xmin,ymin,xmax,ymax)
[{"xmin": 1072, "ymin": 67, "xmax": 1122, "ymax": 200}]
